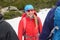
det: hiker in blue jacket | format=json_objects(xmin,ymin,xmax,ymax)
[{"xmin": 40, "ymin": 0, "xmax": 60, "ymax": 40}]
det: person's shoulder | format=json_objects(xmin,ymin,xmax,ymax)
[
  {"xmin": 56, "ymin": 6, "xmax": 60, "ymax": 11},
  {"xmin": 37, "ymin": 16, "xmax": 40, "ymax": 19},
  {"xmin": 0, "ymin": 21, "xmax": 13, "ymax": 32},
  {"xmin": 1, "ymin": 21, "xmax": 12, "ymax": 29},
  {"xmin": 48, "ymin": 7, "xmax": 56, "ymax": 13},
  {"xmin": 21, "ymin": 13, "xmax": 26, "ymax": 20},
  {"xmin": 2, "ymin": 21, "xmax": 11, "ymax": 26}
]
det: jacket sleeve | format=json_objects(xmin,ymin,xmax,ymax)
[
  {"xmin": 38, "ymin": 17, "xmax": 42, "ymax": 33},
  {"xmin": 18, "ymin": 19, "xmax": 24, "ymax": 40}
]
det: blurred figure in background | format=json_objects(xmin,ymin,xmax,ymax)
[
  {"xmin": 0, "ymin": 7, "xmax": 18, "ymax": 40},
  {"xmin": 40, "ymin": 0, "xmax": 60, "ymax": 40}
]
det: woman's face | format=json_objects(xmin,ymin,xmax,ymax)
[{"xmin": 25, "ymin": 9, "xmax": 35, "ymax": 18}]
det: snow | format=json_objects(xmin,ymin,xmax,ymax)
[
  {"xmin": 37, "ymin": 8, "xmax": 51, "ymax": 25},
  {"xmin": 5, "ymin": 8, "xmax": 51, "ymax": 35},
  {"xmin": 5, "ymin": 17, "xmax": 21, "ymax": 35}
]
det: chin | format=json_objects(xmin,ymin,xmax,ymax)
[{"xmin": 28, "ymin": 15, "xmax": 33, "ymax": 18}]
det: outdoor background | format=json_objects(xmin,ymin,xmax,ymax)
[
  {"xmin": 0, "ymin": 0, "xmax": 57, "ymax": 19},
  {"xmin": 0, "ymin": 0, "xmax": 57, "ymax": 35}
]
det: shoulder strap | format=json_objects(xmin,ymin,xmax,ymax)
[
  {"xmin": 23, "ymin": 17, "xmax": 26, "ymax": 31},
  {"xmin": 37, "ymin": 17, "xmax": 40, "ymax": 33}
]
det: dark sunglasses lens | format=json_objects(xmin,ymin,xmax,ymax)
[
  {"xmin": 27, "ymin": 10, "xmax": 30, "ymax": 12},
  {"xmin": 27, "ymin": 10, "xmax": 34, "ymax": 12}
]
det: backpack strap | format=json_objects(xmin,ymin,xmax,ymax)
[
  {"xmin": 37, "ymin": 17, "xmax": 41, "ymax": 33},
  {"xmin": 23, "ymin": 17, "xmax": 26, "ymax": 31},
  {"xmin": 48, "ymin": 26, "xmax": 59, "ymax": 40}
]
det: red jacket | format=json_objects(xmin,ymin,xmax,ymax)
[{"xmin": 18, "ymin": 13, "xmax": 42, "ymax": 40}]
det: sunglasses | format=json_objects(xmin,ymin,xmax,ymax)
[{"xmin": 26, "ymin": 9, "xmax": 35, "ymax": 12}]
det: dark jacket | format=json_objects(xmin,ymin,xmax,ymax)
[
  {"xmin": 40, "ymin": 0, "xmax": 60, "ymax": 40},
  {"xmin": 0, "ymin": 14, "xmax": 19, "ymax": 40}
]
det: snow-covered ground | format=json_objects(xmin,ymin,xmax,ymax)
[
  {"xmin": 5, "ymin": 17, "xmax": 21, "ymax": 35},
  {"xmin": 37, "ymin": 8, "xmax": 51, "ymax": 25},
  {"xmin": 5, "ymin": 8, "xmax": 51, "ymax": 35}
]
